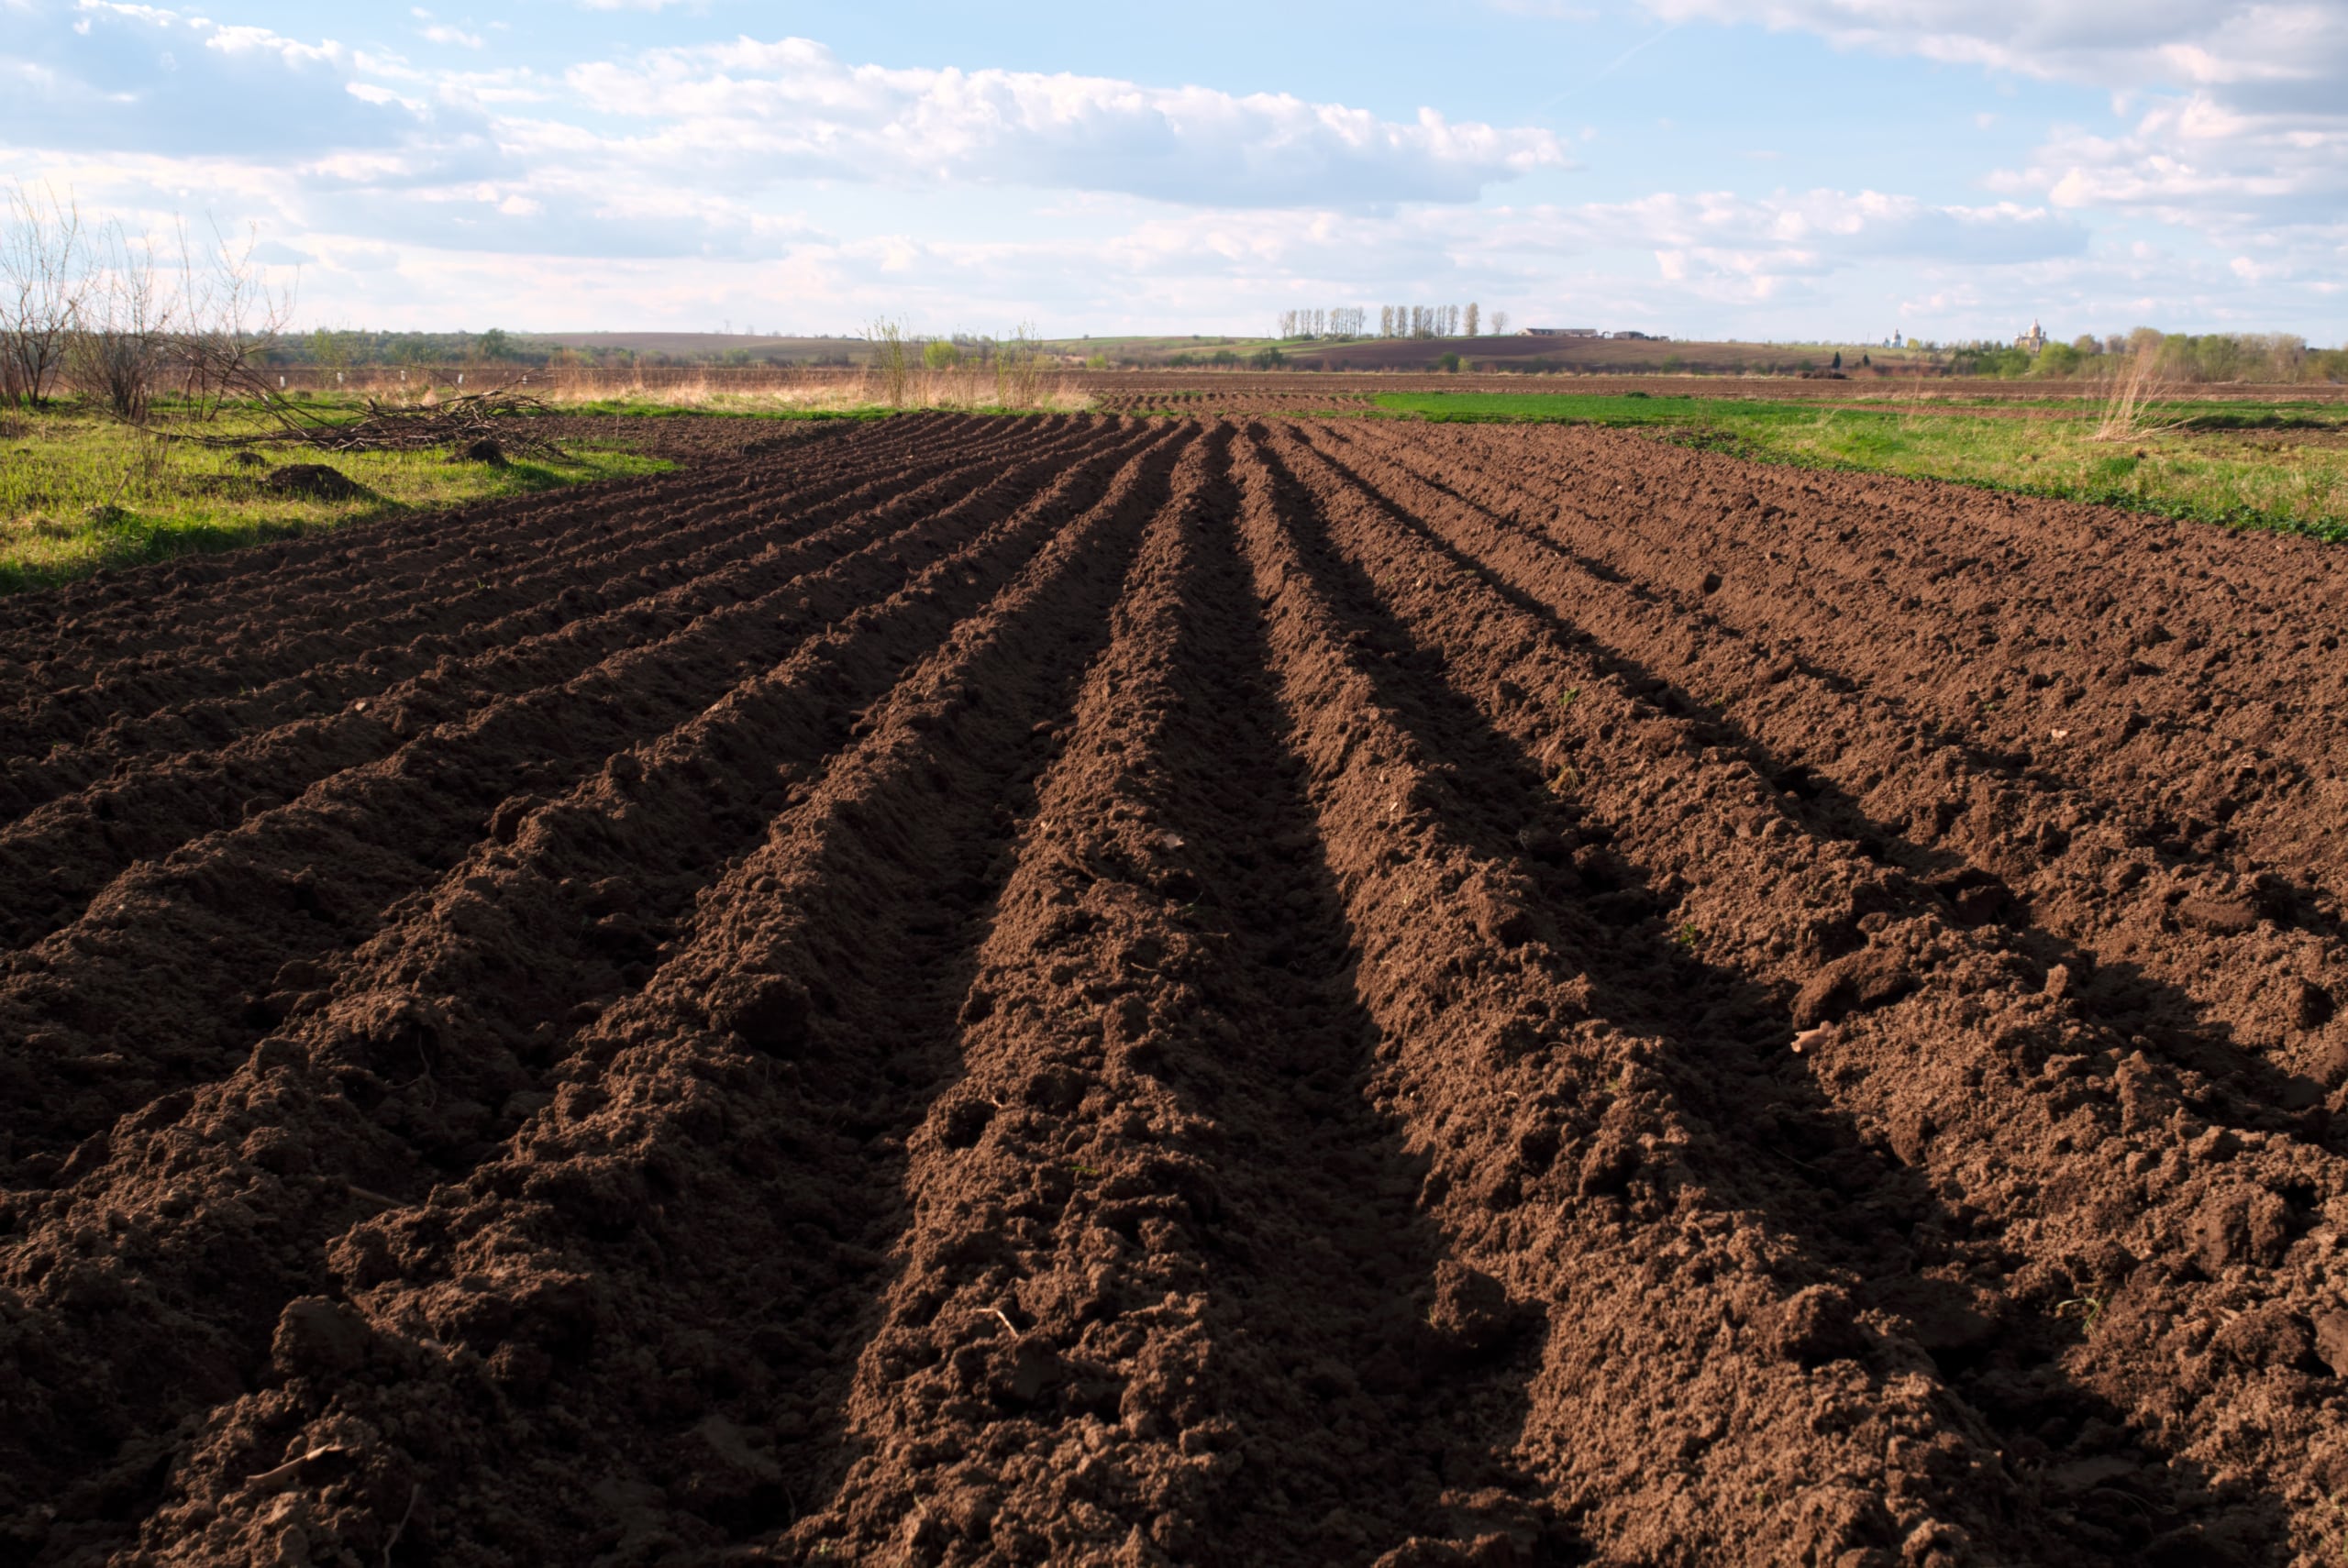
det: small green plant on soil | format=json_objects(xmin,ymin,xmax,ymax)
[
  {"xmin": 1556, "ymin": 687, "xmax": 1578, "ymax": 709},
  {"xmin": 0, "ymin": 404, "xmax": 667, "ymax": 591},
  {"xmin": 1368, "ymin": 390, "xmax": 2348, "ymax": 544},
  {"xmin": 2054, "ymin": 1294, "xmax": 2106, "ymax": 1335},
  {"xmin": 1674, "ymin": 922, "xmax": 1700, "ymax": 948}
]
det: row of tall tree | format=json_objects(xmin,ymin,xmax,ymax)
[
  {"xmin": 1275, "ymin": 304, "xmax": 1518, "ymax": 342},
  {"xmin": 0, "ymin": 182, "xmax": 292, "ymax": 419},
  {"xmin": 1377, "ymin": 304, "xmax": 1509, "ymax": 339},
  {"xmin": 1274, "ymin": 307, "xmax": 1369, "ymax": 339}
]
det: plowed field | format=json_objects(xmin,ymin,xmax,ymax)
[{"xmin": 5, "ymin": 413, "xmax": 2347, "ymax": 1568}]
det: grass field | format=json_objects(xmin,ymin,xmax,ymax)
[
  {"xmin": 0, "ymin": 409, "xmax": 669, "ymax": 592},
  {"xmin": 1371, "ymin": 390, "xmax": 2348, "ymax": 542}
]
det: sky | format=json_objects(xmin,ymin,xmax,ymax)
[{"xmin": 2, "ymin": 0, "xmax": 2342, "ymax": 344}]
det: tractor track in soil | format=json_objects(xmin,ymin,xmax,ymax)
[{"xmin": 2, "ymin": 414, "xmax": 2345, "ymax": 1568}]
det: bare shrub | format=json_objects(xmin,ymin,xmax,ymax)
[
  {"xmin": 69, "ymin": 222, "xmax": 172, "ymax": 421},
  {"xmin": 866, "ymin": 317, "xmax": 910, "ymax": 408},
  {"xmin": 171, "ymin": 218, "xmax": 296, "ymax": 418},
  {"xmin": 1, "ymin": 183, "xmax": 88, "ymax": 410},
  {"xmin": 994, "ymin": 322, "xmax": 1045, "ymax": 410}
]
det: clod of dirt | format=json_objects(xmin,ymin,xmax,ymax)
[
  {"xmin": 1761, "ymin": 1285, "xmax": 1864, "ymax": 1366},
  {"xmin": 1007, "ymin": 1340, "xmax": 1064, "ymax": 1405},
  {"xmin": 271, "ymin": 1297, "xmax": 373, "ymax": 1379},
  {"xmin": 1467, "ymin": 883, "xmax": 1538, "ymax": 947},
  {"xmin": 1423, "ymin": 1262, "xmax": 1519, "ymax": 1359},
  {"xmin": 703, "ymin": 971, "xmax": 810, "ymax": 1052},
  {"xmin": 935, "ymin": 1094, "xmax": 997, "ymax": 1150},
  {"xmin": 1790, "ymin": 945, "xmax": 1917, "ymax": 1029},
  {"xmin": 2287, "ymin": 978, "xmax": 2336, "ymax": 1030},
  {"xmin": 2191, "ymin": 1185, "xmax": 2292, "ymax": 1274},
  {"xmin": 2211, "ymin": 1308, "xmax": 2314, "ymax": 1371},
  {"xmin": 1577, "ymin": 1120, "xmax": 1641, "ymax": 1196},
  {"xmin": 488, "ymin": 794, "xmax": 543, "ymax": 845},
  {"xmin": 1931, "ymin": 867, "xmax": 2015, "ymax": 927},
  {"xmin": 2313, "ymin": 1311, "xmax": 2348, "ymax": 1377},
  {"xmin": 264, "ymin": 463, "xmax": 366, "ymax": 501},
  {"xmin": 449, "ymin": 436, "xmax": 508, "ymax": 467},
  {"xmin": 2179, "ymin": 895, "xmax": 2262, "ymax": 934}
]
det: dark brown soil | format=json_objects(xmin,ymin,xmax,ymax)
[
  {"xmin": 1074, "ymin": 372, "xmax": 2348, "ymax": 417},
  {"xmin": 4, "ymin": 413, "xmax": 2346, "ymax": 1567}
]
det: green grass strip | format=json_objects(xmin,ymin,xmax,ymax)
[{"xmin": 1368, "ymin": 392, "xmax": 2348, "ymax": 545}]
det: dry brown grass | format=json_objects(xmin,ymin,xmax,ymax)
[{"xmin": 2093, "ymin": 348, "xmax": 2181, "ymax": 442}]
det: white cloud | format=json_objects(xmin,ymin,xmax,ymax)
[
  {"xmin": 420, "ymin": 24, "xmax": 484, "ymax": 50},
  {"xmin": 1642, "ymin": 0, "xmax": 2348, "ymax": 237},
  {"xmin": 1998, "ymin": 95, "xmax": 2348, "ymax": 230},
  {"xmin": 1636, "ymin": 0, "xmax": 2348, "ymax": 109},
  {"xmin": 557, "ymin": 38, "xmax": 1572, "ymax": 207}
]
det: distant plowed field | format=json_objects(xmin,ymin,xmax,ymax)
[{"xmin": 5, "ymin": 413, "xmax": 2346, "ymax": 1566}]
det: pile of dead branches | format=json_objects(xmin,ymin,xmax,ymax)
[
  {"xmin": 160, "ymin": 373, "xmax": 573, "ymax": 462},
  {"xmin": 294, "ymin": 388, "xmax": 572, "ymax": 459}
]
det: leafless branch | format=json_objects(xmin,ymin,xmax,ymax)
[{"xmin": 1, "ymin": 182, "xmax": 90, "ymax": 410}]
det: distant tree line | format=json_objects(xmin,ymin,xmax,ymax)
[
  {"xmin": 1271, "ymin": 304, "xmax": 1510, "ymax": 342},
  {"xmin": 1, "ymin": 182, "xmax": 294, "ymax": 418},
  {"xmin": 1275, "ymin": 307, "xmax": 1368, "ymax": 339},
  {"xmin": 1376, "ymin": 304, "xmax": 1487, "ymax": 339},
  {"xmin": 1169, "ymin": 346, "xmax": 1289, "ymax": 370},
  {"xmin": 1946, "ymin": 329, "xmax": 2347, "ymax": 383}
]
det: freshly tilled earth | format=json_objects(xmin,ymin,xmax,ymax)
[{"xmin": 3, "ymin": 413, "xmax": 2346, "ymax": 1568}]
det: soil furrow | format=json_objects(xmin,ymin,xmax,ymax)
[
  {"xmin": 0, "ymin": 416, "xmax": 1024, "ymax": 769},
  {"xmin": 1422, "ymin": 423, "xmax": 2348, "ymax": 911},
  {"xmin": 50, "ymin": 423, "xmax": 1194, "ymax": 1568},
  {"xmin": 1257, "ymin": 419, "xmax": 2339, "ymax": 1562},
  {"xmin": 788, "ymin": 426, "xmax": 1552, "ymax": 1565},
  {"xmin": 5, "ymin": 412, "xmax": 2342, "ymax": 1566},
  {"xmin": 0, "ymin": 420, "xmax": 1156, "ymax": 1171},
  {"xmin": 0, "ymin": 418, "xmax": 904, "ymax": 660},
  {"xmin": 1224, "ymin": 421, "xmax": 2100, "ymax": 1563},
  {"xmin": 0, "ymin": 418, "xmax": 1118, "ymax": 950},
  {"xmin": 1313, "ymin": 419, "xmax": 2348, "ymax": 1141}
]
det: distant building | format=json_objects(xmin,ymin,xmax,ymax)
[
  {"xmin": 1524, "ymin": 327, "xmax": 1599, "ymax": 337},
  {"xmin": 2016, "ymin": 320, "xmax": 2047, "ymax": 354}
]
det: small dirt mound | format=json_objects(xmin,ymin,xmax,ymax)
[
  {"xmin": 449, "ymin": 436, "xmax": 508, "ymax": 467},
  {"xmin": 227, "ymin": 449, "xmax": 270, "ymax": 469},
  {"xmin": 263, "ymin": 463, "xmax": 365, "ymax": 501}
]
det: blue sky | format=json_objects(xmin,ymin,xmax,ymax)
[{"xmin": 4, "ymin": 0, "xmax": 2341, "ymax": 343}]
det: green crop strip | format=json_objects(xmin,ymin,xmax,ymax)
[{"xmin": 1368, "ymin": 391, "xmax": 2348, "ymax": 544}]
